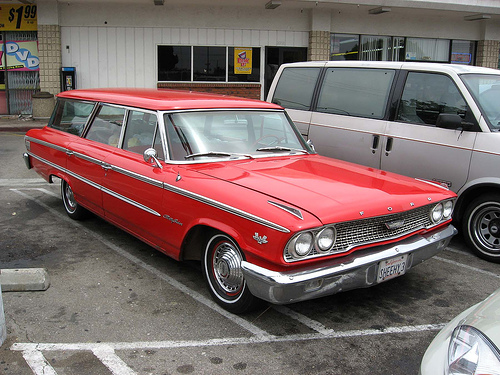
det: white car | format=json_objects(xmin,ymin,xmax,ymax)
[{"xmin": 420, "ymin": 287, "xmax": 500, "ymax": 374}]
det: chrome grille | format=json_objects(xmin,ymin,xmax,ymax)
[{"xmin": 284, "ymin": 204, "xmax": 435, "ymax": 262}]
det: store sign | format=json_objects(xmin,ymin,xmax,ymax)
[
  {"xmin": 234, "ymin": 48, "xmax": 252, "ymax": 74},
  {"xmin": 451, "ymin": 53, "xmax": 472, "ymax": 64},
  {"xmin": 0, "ymin": 4, "xmax": 37, "ymax": 31},
  {"xmin": 0, "ymin": 41, "xmax": 40, "ymax": 71}
]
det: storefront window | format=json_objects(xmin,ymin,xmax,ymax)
[
  {"xmin": 193, "ymin": 46, "xmax": 226, "ymax": 81},
  {"xmin": 158, "ymin": 46, "xmax": 261, "ymax": 83},
  {"xmin": 451, "ymin": 40, "xmax": 476, "ymax": 65},
  {"xmin": 157, "ymin": 46, "xmax": 191, "ymax": 81},
  {"xmin": 330, "ymin": 34, "xmax": 359, "ymax": 61},
  {"xmin": 360, "ymin": 36, "xmax": 392, "ymax": 61},
  {"xmin": 405, "ymin": 38, "xmax": 450, "ymax": 62}
]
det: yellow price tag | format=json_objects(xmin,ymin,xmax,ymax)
[{"xmin": 0, "ymin": 4, "xmax": 37, "ymax": 31}]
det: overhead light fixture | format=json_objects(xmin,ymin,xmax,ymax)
[
  {"xmin": 154, "ymin": 0, "xmax": 164, "ymax": 5},
  {"xmin": 464, "ymin": 14, "xmax": 491, "ymax": 21},
  {"xmin": 369, "ymin": 7, "xmax": 391, "ymax": 15},
  {"xmin": 265, "ymin": 0, "xmax": 281, "ymax": 9}
]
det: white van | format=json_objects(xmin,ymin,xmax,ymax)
[{"xmin": 267, "ymin": 61, "xmax": 500, "ymax": 263}]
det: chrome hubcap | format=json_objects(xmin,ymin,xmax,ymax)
[
  {"xmin": 65, "ymin": 184, "xmax": 77, "ymax": 211},
  {"xmin": 472, "ymin": 203, "xmax": 500, "ymax": 252},
  {"xmin": 212, "ymin": 241, "xmax": 243, "ymax": 294}
]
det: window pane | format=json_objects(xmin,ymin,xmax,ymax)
[
  {"xmin": 397, "ymin": 72, "xmax": 468, "ymax": 126},
  {"xmin": 228, "ymin": 47, "xmax": 261, "ymax": 82},
  {"xmin": 360, "ymin": 35, "xmax": 392, "ymax": 61},
  {"xmin": 330, "ymin": 34, "xmax": 359, "ymax": 61},
  {"xmin": 49, "ymin": 99, "xmax": 95, "ymax": 136},
  {"xmin": 193, "ymin": 46, "xmax": 226, "ymax": 81},
  {"xmin": 85, "ymin": 105, "xmax": 126, "ymax": 146},
  {"xmin": 271, "ymin": 67, "xmax": 320, "ymax": 110},
  {"xmin": 158, "ymin": 46, "xmax": 191, "ymax": 81},
  {"xmin": 461, "ymin": 74, "xmax": 500, "ymax": 130},
  {"xmin": 451, "ymin": 40, "xmax": 475, "ymax": 65},
  {"xmin": 317, "ymin": 68, "xmax": 395, "ymax": 119},
  {"xmin": 123, "ymin": 111, "xmax": 161, "ymax": 157},
  {"xmin": 405, "ymin": 38, "xmax": 450, "ymax": 62}
]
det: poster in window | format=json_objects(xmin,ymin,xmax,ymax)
[
  {"xmin": 0, "ymin": 4, "xmax": 37, "ymax": 31},
  {"xmin": 234, "ymin": 48, "xmax": 252, "ymax": 75},
  {"xmin": 0, "ymin": 41, "xmax": 40, "ymax": 71}
]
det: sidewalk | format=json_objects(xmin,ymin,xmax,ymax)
[{"xmin": 0, "ymin": 116, "xmax": 48, "ymax": 133}]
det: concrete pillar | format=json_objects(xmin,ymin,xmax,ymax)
[
  {"xmin": 308, "ymin": 8, "xmax": 331, "ymax": 61},
  {"xmin": 476, "ymin": 40, "xmax": 500, "ymax": 69}
]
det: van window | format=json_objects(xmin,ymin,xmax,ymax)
[
  {"xmin": 397, "ymin": 72, "xmax": 468, "ymax": 126},
  {"xmin": 316, "ymin": 68, "xmax": 395, "ymax": 119},
  {"xmin": 272, "ymin": 67, "xmax": 320, "ymax": 110}
]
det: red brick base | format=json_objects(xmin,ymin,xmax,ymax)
[{"xmin": 156, "ymin": 82, "xmax": 262, "ymax": 100}]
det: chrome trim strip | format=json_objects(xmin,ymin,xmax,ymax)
[
  {"xmin": 163, "ymin": 183, "xmax": 290, "ymax": 233},
  {"xmin": 268, "ymin": 201, "xmax": 303, "ymax": 220},
  {"xmin": 25, "ymin": 136, "xmax": 68, "ymax": 154},
  {"xmin": 110, "ymin": 165, "xmax": 164, "ymax": 188},
  {"xmin": 26, "ymin": 152, "xmax": 161, "ymax": 217}
]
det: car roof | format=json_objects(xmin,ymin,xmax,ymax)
[
  {"xmin": 280, "ymin": 61, "xmax": 499, "ymax": 75},
  {"xmin": 57, "ymin": 88, "xmax": 283, "ymax": 111}
]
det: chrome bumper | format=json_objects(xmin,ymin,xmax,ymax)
[
  {"xmin": 23, "ymin": 152, "xmax": 32, "ymax": 170},
  {"xmin": 241, "ymin": 225, "xmax": 457, "ymax": 305}
]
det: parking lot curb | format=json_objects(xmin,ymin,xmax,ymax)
[
  {"xmin": 0, "ymin": 269, "xmax": 50, "ymax": 292},
  {"xmin": 0, "ymin": 284, "xmax": 5, "ymax": 347}
]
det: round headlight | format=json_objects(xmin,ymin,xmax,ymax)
[
  {"xmin": 431, "ymin": 203, "xmax": 444, "ymax": 223},
  {"xmin": 443, "ymin": 200, "xmax": 453, "ymax": 219},
  {"xmin": 316, "ymin": 227, "xmax": 336, "ymax": 252},
  {"xmin": 294, "ymin": 232, "xmax": 313, "ymax": 257}
]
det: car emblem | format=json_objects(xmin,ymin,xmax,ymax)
[
  {"xmin": 253, "ymin": 233, "xmax": 268, "ymax": 245},
  {"xmin": 385, "ymin": 219, "xmax": 405, "ymax": 230}
]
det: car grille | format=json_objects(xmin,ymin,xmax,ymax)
[{"xmin": 284, "ymin": 204, "xmax": 435, "ymax": 262}]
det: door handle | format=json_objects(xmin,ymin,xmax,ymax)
[
  {"xmin": 371, "ymin": 135, "xmax": 380, "ymax": 154},
  {"xmin": 66, "ymin": 150, "xmax": 74, "ymax": 157},
  {"xmin": 101, "ymin": 163, "xmax": 112, "ymax": 171},
  {"xmin": 385, "ymin": 137, "xmax": 393, "ymax": 156}
]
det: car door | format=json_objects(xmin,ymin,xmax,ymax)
[
  {"xmin": 308, "ymin": 67, "xmax": 396, "ymax": 169},
  {"xmin": 67, "ymin": 103, "xmax": 125, "ymax": 216},
  {"xmin": 101, "ymin": 109, "xmax": 171, "ymax": 248},
  {"xmin": 381, "ymin": 71, "xmax": 477, "ymax": 191}
]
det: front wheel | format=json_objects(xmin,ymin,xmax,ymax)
[
  {"xmin": 61, "ymin": 180, "xmax": 88, "ymax": 220},
  {"xmin": 202, "ymin": 233, "xmax": 260, "ymax": 314},
  {"xmin": 462, "ymin": 194, "xmax": 500, "ymax": 263}
]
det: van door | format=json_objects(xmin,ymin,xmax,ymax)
[
  {"xmin": 308, "ymin": 67, "xmax": 396, "ymax": 169},
  {"xmin": 381, "ymin": 71, "xmax": 477, "ymax": 191},
  {"xmin": 268, "ymin": 66, "xmax": 321, "ymax": 139}
]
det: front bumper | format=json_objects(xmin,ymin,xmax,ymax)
[{"xmin": 241, "ymin": 224, "xmax": 457, "ymax": 304}]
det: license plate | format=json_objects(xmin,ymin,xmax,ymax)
[{"xmin": 377, "ymin": 254, "xmax": 408, "ymax": 283}]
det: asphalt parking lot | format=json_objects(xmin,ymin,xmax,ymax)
[{"xmin": 1, "ymin": 129, "xmax": 500, "ymax": 375}]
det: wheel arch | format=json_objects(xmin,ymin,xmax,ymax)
[{"xmin": 455, "ymin": 181, "xmax": 500, "ymax": 222}]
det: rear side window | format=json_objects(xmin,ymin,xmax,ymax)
[
  {"xmin": 48, "ymin": 99, "xmax": 95, "ymax": 136},
  {"xmin": 85, "ymin": 104, "xmax": 126, "ymax": 147},
  {"xmin": 123, "ymin": 111, "xmax": 164, "ymax": 159},
  {"xmin": 271, "ymin": 67, "xmax": 320, "ymax": 110},
  {"xmin": 317, "ymin": 68, "xmax": 395, "ymax": 119},
  {"xmin": 397, "ymin": 72, "xmax": 468, "ymax": 126}
]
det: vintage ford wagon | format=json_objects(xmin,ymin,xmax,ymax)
[{"xmin": 24, "ymin": 88, "xmax": 457, "ymax": 313}]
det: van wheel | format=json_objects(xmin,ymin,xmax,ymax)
[
  {"xmin": 202, "ymin": 233, "xmax": 260, "ymax": 314},
  {"xmin": 61, "ymin": 180, "xmax": 87, "ymax": 220},
  {"xmin": 462, "ymin": 194, "xmax": 500, "ymax": 263}
]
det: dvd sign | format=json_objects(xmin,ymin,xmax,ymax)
[{"xmin": 234, "ymin": 48, "xmax": 252, "ymax": 74}]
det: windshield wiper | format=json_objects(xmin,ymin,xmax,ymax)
[
  {"xmin": 256, "ymin": 146, "xmax": 308, "ymax": 154},
  {"xmin": 185, "ymin": 151, "xmax": 253, "ymax": 160}
]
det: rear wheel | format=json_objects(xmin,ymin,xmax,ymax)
[
  {"xmin": 61, "ymin": 180, "xmax": 87, "ymax": 220},
  {"xmin": 462, "ymin": 194, "xmax": 500, "ymax": 263},
  {"xmin": 202, "ymin": 233, "xmax": 259, "ymax": 314}
]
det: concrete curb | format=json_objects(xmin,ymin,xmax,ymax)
[
  {"xmin": 0, "ymin": 269, "xmax": 50, "ymax": 292},
  {"xmin": 0, "ymin": 284, "xmax": 5, "ymax": 347}
]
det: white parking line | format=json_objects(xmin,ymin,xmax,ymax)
[
  {"xmin": 0, "ymin": 178, "xmax": 48, "ymax": 187},
  {"xmin": 435, "ymin": 256, "xmax": 500, "ymax": 279}
]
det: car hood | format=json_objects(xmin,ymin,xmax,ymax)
[
  {"xmin": 461, "ymin": 287, "xmax": 500, "ymax": 347},
  {"xmin": 192, "ymin": 154, "xmax": 454, "ymax": 224}
]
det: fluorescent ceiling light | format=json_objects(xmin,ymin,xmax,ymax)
[
  {"xmin": 265, "ymin": 0, "xmax": 281, "ymax": 9},
  {"xmin": 464, "ymin": 14, "xmax": 491, "ymax": 21},
  {"xmin": 369, "ymin": 7, "xmax": 391, "ymax": 15},
  {"xmin": 154, "ymin": 0, "xmax": 164, "ymax": 5}
]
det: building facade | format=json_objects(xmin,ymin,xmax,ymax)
[{"xmin": 1, "ymin": 0, "xmax": 500, "ymax": 114}]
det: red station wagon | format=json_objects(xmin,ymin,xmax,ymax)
[{"xmin": 23, "ymin": 88, "xmax": 457, "ymax": 313}]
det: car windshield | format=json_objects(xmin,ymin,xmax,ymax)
[
  {"xmin": 461, "ymin": 74, "xmax": 500, "ymax": 131},
  {"xmin": 163, "ymin": 110, "xmax": 311, "ymax": 161}
]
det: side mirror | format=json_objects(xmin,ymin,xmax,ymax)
[
  {"xmin": 306, "ymin": 139, "xmax": 316, "ymax": 152},
  {"xmin": 436, "ymin": 113, "xmax": 463, "ymax": 130},
  {"xmin": 143, "ymin": 148, "xmax": 163, "ymax": 169}
]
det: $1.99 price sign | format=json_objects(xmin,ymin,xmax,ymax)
[{"xmin": 0, "ymin": 4, "xmax": 37, "ymax": 31}]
